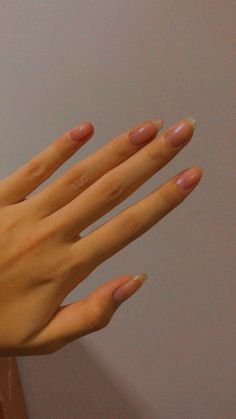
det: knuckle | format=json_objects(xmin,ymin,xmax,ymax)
[
  {"xmin": 66, "ymin": 169, "xmax": 91, "ymax": 194},
  {"xmin": 119, "ymin": 211, "xmax": 141, "ymax": 239},
  {"xmin": 158, "ymin": 186, "xmax": 176, "ymax": 207},
  {"xmin": 25, "ymin": 159, "xmax": 45, "ymax": 180},
  {"xmin": 99, "ymin": 172, "xmax": 123, "ymax": 203},
  {"xmin": 146, "ymin": 142, "xmax": 167, "ymax": 167},
  {"xmin": 110, "ymin": 139, "xmax": 129, "ymax": 161}
]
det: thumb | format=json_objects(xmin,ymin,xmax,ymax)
[
  {"xmin": 86, "ymin": 271, "xmax": 148, "ymax": 318},
  {"xmin": 22, "ymin": 273, "xmax": 148, "ymax": 355}
]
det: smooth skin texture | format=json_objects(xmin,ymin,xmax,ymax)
[{"xmin": 0, "ymin": 117, "xmax": 203, "ymax": 356}]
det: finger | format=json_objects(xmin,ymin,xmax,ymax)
[
  {"xmin": 25, "ymin": 118, "xmax": 164, "ymax": 218},
  {"xmin": 0, "ymin": 121, "xmax": 94, "ymax": 206},
  {"xmin": 18, "ymin": 273, "xmax": 148, "ymax": 355},
  {"xmin": 46, "ymin": 117, "xmax": 195, "ymax": 239},
  {"xmin": 70, "ymin": 166, "xmax": 203, "ymax": 271}
]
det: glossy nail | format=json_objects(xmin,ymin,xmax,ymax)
[
  {"xmin": 113, "ymin": 273, "xmax": 148, "ymax": 304},
  {"xmin": 175, "ymin": 167, "xmax": 203, "ymax": 190},
  {"xmin": 165, "ymin": 116, "xmax": 197, "ymax": 147},
  {"xmin": 129, "ymin": 120, "xmax": 164, "ymax": 145},
  {"xmin": 70, "ymin": 121, "xmax": 94, "ymax": 143}
]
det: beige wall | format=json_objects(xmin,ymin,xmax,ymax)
[{"xmin": 0, "ymin": 1, "xmax": 235, "ymax": 418}]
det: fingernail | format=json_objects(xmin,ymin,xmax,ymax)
[
  {"xmin": 165, "ymin": 116, "xmax": 196, "ymax": 147},
  {"xmin": 129, "ymin": 120, "xmax": 164, "ymax": 145},
  {"xmin": 113, "ymin": 273, "xmax": 148, "ymax": 304},
  {"xmin": 175, "ymin": 167, "xmax": 203, "ymax": 190},
  {"xmin": 185, "ymin": 116, "xmax": 197, "ymax": 131},
  {"xmin": 69, "ymin": 121, "xmax": 94, "ymax": 143},
  {"xmin": 132, "ymin": 273, "xmax": 148, "ymax": 283}
]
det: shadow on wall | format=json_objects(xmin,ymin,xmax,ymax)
[{"xmin": 17, "ymin": 341, "xmax": 153, "ymax": 419}]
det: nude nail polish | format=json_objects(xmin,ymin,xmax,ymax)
[
  {"xmin": 165, "ymin": 116, "xmax": 196, "ymax": 147},
  {"xmin": 113, "ymin": 273, "xmax": 148, "ymax": 304},
  {"xmin": 129, "ymin": 120, "xmax": 164, "ymax": 145},
  {"xmin": 70, "ymin": 122, "xmax": 94, "ymax": 143},
  {"xmin": 175, "ymin": 167, "xmax": 203, "ymax": 190}
]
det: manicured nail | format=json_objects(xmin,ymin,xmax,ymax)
[
  {"xmin": 129, "ymin": 120, "xmax": 164, "ymax": 145},
  {"xmin": 69, "ymin": 121, "xmax": 94, "ymax": 143},
  {"xmin": 175, "ymin": 167, "xmax": 203, "ymax": 190},
  {"xmin": 165, "ymin": 116, "xmax": 197, "ymax": 147},
  {"xmin": 132, "ymin": 273, "xmax": 148, "ymax": 282},
  {"xmin": 113, "ymin": 273, "xmax": 148, "ymax": 304},
  {"xmin": 185, "ymin": 116, "xmax": 197, "ymax": 131}
]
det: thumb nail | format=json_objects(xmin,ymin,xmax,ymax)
[{"xmin": 113, "ymin": 273, "xmax": 148, "ymax": 305}]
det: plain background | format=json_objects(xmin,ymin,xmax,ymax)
[{"xmin": 0, "ymin": 1, "xmax": 235, "ymax": 418}]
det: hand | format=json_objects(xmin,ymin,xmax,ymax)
[{"xmin": 0, "ymin": 116, "xmax": 203, "ymax": 356}]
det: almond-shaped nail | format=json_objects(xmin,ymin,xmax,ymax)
[
  {"xmin": 165, "ymin": 116, "xmax": 196, "ymax": 147},
  {"xmin": 113, "ymin": 273, "xmax": 148, "ymax": 304},
  {"xmin": 129, "ymin": 119, "xmax": 164, "ymax": 145},
  {"xmin": 70, "ymin": 121, "xmax": 94, "ymax": 143},
  {"xmin": 175, "ymin": 167, "xmax": 203, "ymax": 190}
]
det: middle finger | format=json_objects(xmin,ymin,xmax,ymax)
[{"xmin": 43, "ymin": 117, "xmax": 196, "ymax": 239}]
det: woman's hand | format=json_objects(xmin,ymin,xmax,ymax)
[{"xmin": 0, "ymin": 116, "xmax": 203, "ymax": 356}]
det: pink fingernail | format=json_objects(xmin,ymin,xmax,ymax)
[
  {"xmin": 175, "ymin": 167, "xmax": 203, "ymax": 190},
  {"xmin": 70, "ymin": 122, "xmax": 94, "ymax": 143},
  {"xmin": 165, "ymin": 117, "xmax": 196, "ymax": 147},
  {"xmin": 113, "ymin": 273, "xmax": 148, "ymax": 305},
  {"xmin": 129, "ymin": 120, "xmax": 164, "ymax": 145}
]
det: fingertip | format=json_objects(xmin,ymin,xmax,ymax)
[
  {"xmin": 196, "ymin": 165, "xmax": 204, "ymax": 175},
  {"xmin": 175, "ymin": 166, "xmax": 203, "ymax": 190},
  {"xmin": 86, "ymin": 121, "xmax": 95, "ymax": 135},
  {"xmin": 70, "ymin": 121, "xmax": 94, "ymax": 143}
]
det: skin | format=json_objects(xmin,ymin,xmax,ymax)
[{"xmin": 0, "ymin": 117, "xmax": 203, "ymax": 356}]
